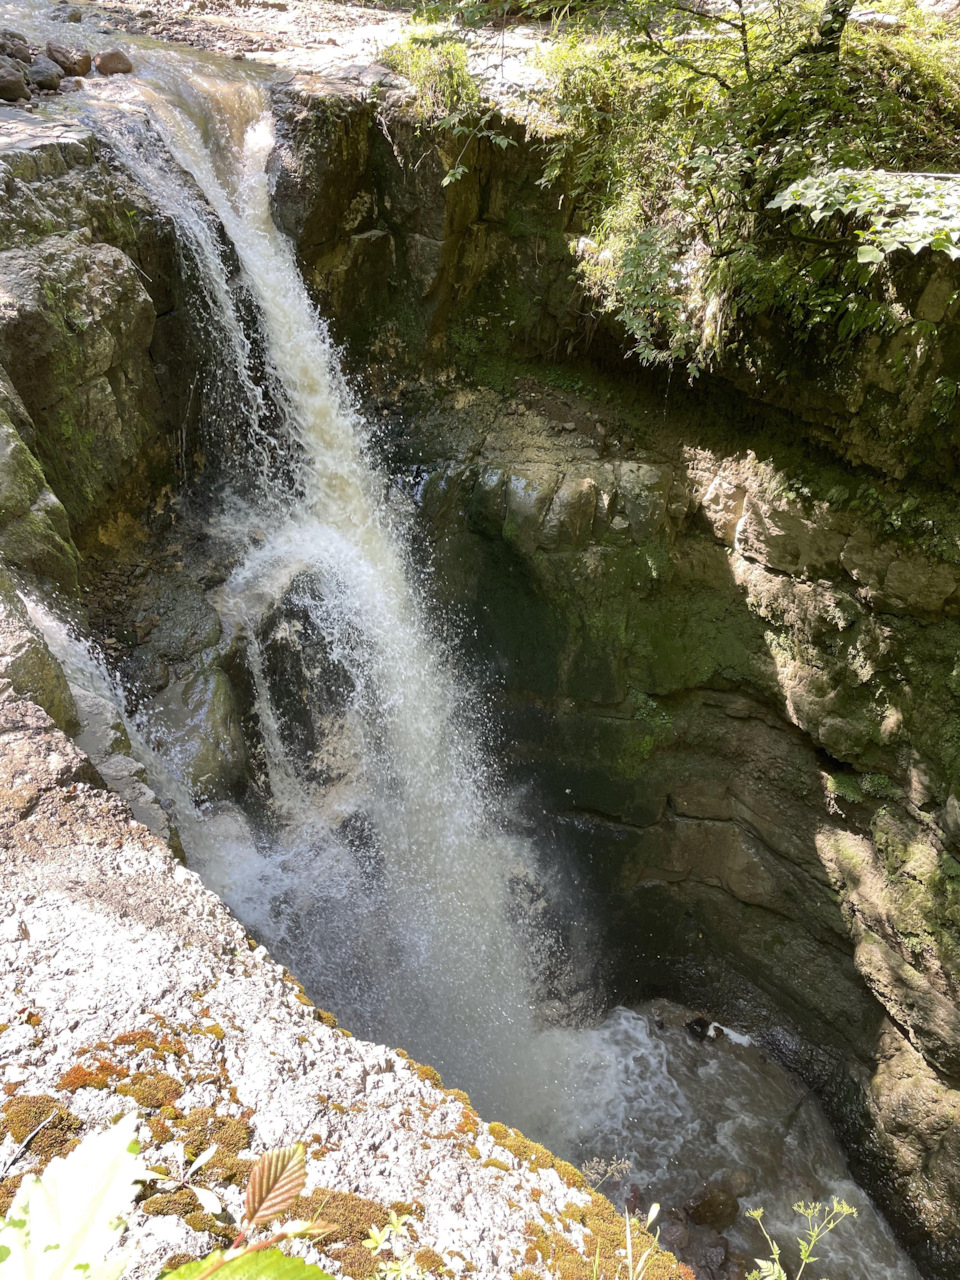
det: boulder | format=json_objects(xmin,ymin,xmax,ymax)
[
  {"xmin": 0, "ymin": 29, "xmax": 30, "ymax": 61},
  {"xmin": 46, "ymin": 40, "xmax": 91, "ymax": 76},
  {"xmin": 0, "ymin": 59, "xmax": 29, "ymax": 102},
  {"xmin": 50, "ymin": 6, "xmax": 83, "ymax": 21},
  {"xmin": 685, "ymin": 1185, "xmax": 740, "ymax": 1232},
  {"xmin": 26, "ymin": 55, "xmax": 63, "ymax": 91},
  {"xmin": 94, "ymin": 49, "xmax": 133, "ymax": 76}
]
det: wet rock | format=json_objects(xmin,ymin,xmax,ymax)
[
  {"xmin": 685, "ymin": 1015, "xmax": 711, "ymax": 1041},
  {"xmin": 0, "ymin": 390, "xmax": 79, "ymax": 589},
  {"xmin": 541, "ymin": 474, "xmax": 599, "ymax": 551},
  {"xmin": 257, "ymin": 576, "xmax": 356, "ymax": 787},
  {"xmin": 681, "ymin": 1226, "xmax": 729, "ymax": 1280},
  {"xmin": 46, "ymin": 40, "xmax": 92, "ymax": 76},
  {"xmin": 148, "ymin": 664, "xmax": 248, "ymax": 802},
  {"xmin": 685, "ymin": 1186, "xmax": 739, "ymax": 1232},
  {"xmin": 72, "ymin": 686, "xmax": 130, "ymax": 762},
  {"xmin": 658, "ymin": 1220, "xmax": 690, "ymax": 1253},
  {"xmin": 26, "ymin": 55, "xmax": 63, "ymax": 91},
  {"xmin": 50, "ymin": 6, "xmax": 83, "ymax": 21},
  {"xmin": 0, "ymin": 569, "xmax": 78, "ymax": 733},
  {"xmin": 94, "ymin": 49, "xmax": 133, "ymax": 75},
  {"xmin": 126, "ymin": 573, "xmax": 221, "ymax": 688},
  {"xmin": 0, "ymin": 58, "xmax": 29, "ymax": 102}
]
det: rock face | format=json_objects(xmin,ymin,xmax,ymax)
[
  {"xmin": 0, "ymin": 114, "xmax": 200, "ymax": 559},
  {"xmin": 0, "ymin": 696, "xmax": 688, "ymax": 1280},
  {"xmin": 269, "ymin": 83, "xmax": 581, "ymax": 370},
  {"xmin": 397, "ymin": 382, "xmax": 960, "ymax": 1279}
]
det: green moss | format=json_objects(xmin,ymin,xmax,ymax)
[{"xmin": 287, "ymin": 1188, "xmax": 389, "ymax": 1279}]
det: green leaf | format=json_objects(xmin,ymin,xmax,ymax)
[
  {"xmin": 856, "ymin": 245, "xmax": 884, "ymax": 263},
  {"xmin": 244, "ymin": 1146, "xmax": 306, "ymax": 1226},
  {"xmin": 0, "ymin": 1114, "xmax": 146, "ymax": 1280},
  {"xmin": 161, "ymin": 1250, "xmax": 334, "ymax": 1280}
]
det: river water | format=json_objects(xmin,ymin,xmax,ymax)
[{"xmin": 3, "ymin": 5, "xmax": 924, "ymax": 1277}]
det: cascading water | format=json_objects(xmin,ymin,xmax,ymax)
[{"xmin": 2, "ymin": 7, "xmax": 925, "ymax": 1276}]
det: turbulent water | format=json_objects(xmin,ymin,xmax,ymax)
[{"xmin": 4, "ymin": 5, "xmax": 924, "ymax": 1277}]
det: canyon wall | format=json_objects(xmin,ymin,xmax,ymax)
[{"xmin": 271, "ymin": 82, "xmax": 960, "ymax": 1278}]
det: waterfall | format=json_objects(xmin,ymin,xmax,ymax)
[
  {"xmin": 85, "ymin": 65, "xmax": 551, "ymax": 1106},
  {"xmin": 1, "ymin": 8, "xmax": 924, "ymax": 1271}
]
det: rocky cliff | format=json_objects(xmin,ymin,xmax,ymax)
[{"xmin": 264, "ymin": 80, "xmax": 960, "ymax": 1279}]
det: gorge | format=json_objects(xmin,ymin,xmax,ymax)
[{"xmin": 1, "ymin": 4, "xmax": 960, "ymax": 1280}]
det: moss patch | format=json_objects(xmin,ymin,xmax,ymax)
[
  {"xmin": 0, "ymin": 1096, "xmax": 84, "ymax": 1214},
  {"xmin": 117, "ymin": 1071, "xmax": 184, "ymax": 1109},
  {"xmin": 487, "ymin": 1122, "xmax": 584, "ymax": 1189},
  {"xmin": 289, "ymin": 1187, "xmax": 390, "ymax": 1279}
]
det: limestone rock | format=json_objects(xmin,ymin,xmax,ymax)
[
  {"xmin": 0, "ymin": 698, "xmax": 98, "ymax": 819},
  {"xmin": 734, "ymin": 497, "xmax": 847, "ymax": 578},
  {"xmin": 618, "ymin": 461, "xmax": 673, "ymax": 542},
  {"xmin": 840, "ymin": 529, "xmax": 958, "ymax": 614},
  {"xmin": 699, "ymin": 476, "xmax": 745, "ymax": 546},
  {"xmin": 541, "ymin": 474, "xmax": 599, "ymax": 550},
  {"xmin": 94, "ymin": 49, "xmax": 133, "ymax": 76},
  {"xmin": 45, "ymin": 40, "xmax": 92, "ymax": 76}
]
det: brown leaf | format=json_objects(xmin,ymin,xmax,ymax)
[{"xmin": 244, "ymin": 1143, "xmax": 307, "ymax": 1225}]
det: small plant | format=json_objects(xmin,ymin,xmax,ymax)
[
  {"xmin": 362, "ymin": 1210, "xmax": 426, "ymax": 1280},
  {"xmin": 624, "ymin": 1202, "xmax": 660, "ymax": 1280},
  {"xmin": 162, "ymin": 1143, "xmax": 334, "ymax": 1280},
  {"xmin": 0, "ymin": 1120, "xmax": 336, "ymax": 1280},
  {"xmin": 746, "ymin": 1198, "xmax": 857, "ymax": 1280},
  {"xmin": 580, "ymin": 1155, "xmax": 632, "ymax": 1189},
  {"xmin": 151, "ymin": 1144, "xmax": 224, "ymax": 1216}
]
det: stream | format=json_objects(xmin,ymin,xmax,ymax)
[{"xmin": 4, "ymin": 4, "xmax": 925, "ymax": 1276}]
